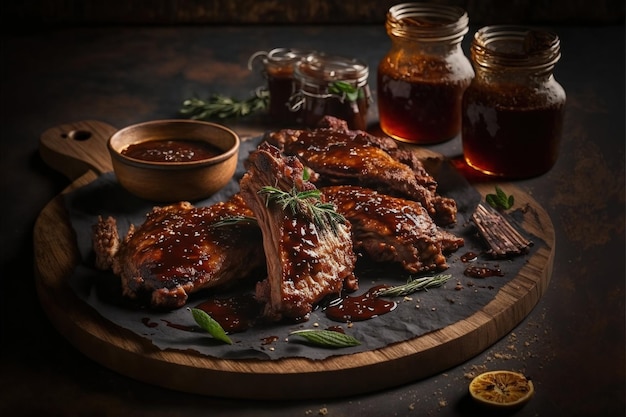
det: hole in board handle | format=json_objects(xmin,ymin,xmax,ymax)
[{"xmin": 63, "ymin": 130, "xmax": 93, "ymax": 141}]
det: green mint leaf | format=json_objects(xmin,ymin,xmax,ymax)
[
  {"xmin": 329, "ymin": 81, "xmax": 359, "ymax": 102},
  {"xmin": 289, "ymin": 329, "xmax": 360, "ymax": 348},
  {"xmin": 189, "ymin": 308, "xmax": 233, "ymax": 345},
  {"xmin": 486, "ymin": 186, "xmax": 514, "ymax": 210},
  {"xmin": 345, "ymin": 90, "xmax": 359, "ymax": 102},
  {"xmin": 485, "ymin": 194, "xmax": 499, "ymax": 209},
  {"xmin": 507, "ymin": 194, "xmax": 515, "ymax": 208}
]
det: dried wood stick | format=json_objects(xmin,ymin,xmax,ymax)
[{"xmin": 471, "ymin": 203, "xmax": 533, "ymax": 258}]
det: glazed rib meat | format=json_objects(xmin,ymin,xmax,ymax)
[
  {"xmin": 240, "ymin": 142, "xmax": 358, "ymax": 322},
  {"xmin": 265, "ymin": 116, "xmax": 457, "ymax": 226},
  {"xmin": 322, "ymin": 185, "xmax": 464, "ymax": 273},
  {"xmin": 92, "ymin": 194, "xmax": 265, "ymax": 309}
]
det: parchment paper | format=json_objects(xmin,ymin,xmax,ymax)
[{"xmin": 65, "ymin": 137, "xmax": 541, "ymax": 361}]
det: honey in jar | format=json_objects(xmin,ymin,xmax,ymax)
[
  {"xmin": 461, "ymin": 26, "xmax": 566, "ymax": 179},
  {"xmin": 377, "ymin": 3, "xmax": 474, "ymax": 144},
  {"xmin": 248, "ymin": 48, "xmax": 313, "ymax": 124}
]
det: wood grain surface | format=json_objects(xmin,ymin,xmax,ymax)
[{"xmin": 33, "ymin": 121, "xmax": 554, "ymax": 400}]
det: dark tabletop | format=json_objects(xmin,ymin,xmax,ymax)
[{"xmin": 1, "ymin": 23, "xmax": 624, "ymax": 417}]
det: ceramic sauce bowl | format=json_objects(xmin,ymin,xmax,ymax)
[{"xmin": 108, "ymin": 119, "xmax": 240, "ymax": 202}]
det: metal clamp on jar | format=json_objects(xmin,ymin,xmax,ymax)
[
  {"xmin": 248, "ymin": 48, "xmax": 314, "ymax": 124},
  {"xmin": 290, "ymin": 52, "xmax": 372, "ymax": 130}
]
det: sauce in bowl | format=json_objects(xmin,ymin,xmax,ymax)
[{"xmin": 122, "ymin": 139, "xmax": 223, "ymax": 163}]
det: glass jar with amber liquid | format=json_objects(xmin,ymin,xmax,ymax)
[
  {"xmin": 377, "ymin": 3, "xmax": 474, "ymax": 144},
  {"xmin": 461, "ymin": 26, "xmax": 566, "ymax": 179},
  {"xmin": 291, "ymin": 52, "xmax": 371, "ymax": 130},
  {"xmin": 248, "ymin": 48, "xmax": 313, "ymax": 124}
]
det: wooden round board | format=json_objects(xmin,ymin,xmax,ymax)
[{"xmin": 34, "ymin": 121, "xmax": 554, "ymax": 400}]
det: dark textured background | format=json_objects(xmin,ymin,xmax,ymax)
[
  {"xmin": 1, "ymin": 2, "xmax": 624, "ymax": 416},
  {"xmin": 2, "ymin": 0, "xmax": 625, "ymax": 27}
]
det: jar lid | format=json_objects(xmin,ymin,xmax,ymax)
[{"xmin": 295, "ymin": 52, "xmax": 369, "ymax": 87}]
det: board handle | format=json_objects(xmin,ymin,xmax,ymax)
[{"xmin": 39, "ymin": 120, "xmax": 118, "ymax": 181}]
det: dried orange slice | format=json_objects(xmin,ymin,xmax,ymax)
[{"xmin": 469, "ymin": 370, "xmax": 534, "ymax": 408}]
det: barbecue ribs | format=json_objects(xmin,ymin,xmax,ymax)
[
  {"xmin": 240, "ymin": 142, "xmax": 358, "ymax": 322},
  {"xmin": 92, "ymin": 194, "xmax": 265, "ymax": 309},
  {"xmin": 323, "ymin": 185, "xmax": 464, "ymax": 273},
  {"xmin": 265, "ymin": 116, "xmax": 457, "ymax": 225}
]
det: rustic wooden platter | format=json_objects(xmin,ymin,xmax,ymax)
[{"xmin": 34, "ymin": 120, "xmax": 554, "ymax": 400}]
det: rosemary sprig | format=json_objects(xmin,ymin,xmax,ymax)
[
  {"xmin": 376, "ymin": 274, "xmax": 453, "ymax": 297},
  {"xmin": 486, "ymin": 186, "xmax": 514, "ymax": 210},
  {"xmin": 180, "ymin": 89, "xmax": 269, "ymax": 120},
  {"xmin": 259, "ymin": 186, "xmax": 346, "ymax": 232},
  {"xmin": 289, "ymin": 329, "xmax": 361, "ymax": 348},
  {"xmin": 210, "ymin": 215, "xmax": 257, "ymax": 228},
  {"xmin": 188, "ymin": 308, "xmax": 233, "ymax": 345}
]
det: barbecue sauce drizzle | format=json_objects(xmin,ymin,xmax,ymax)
[
  {"xmin": 138, "ymin": 233, "xmax": 502, "ymax": 336},
  {"xmin": 464, "ymin": 265, "xmax": 504, "ymax": 278},
  {"xmin": 460, "ymin": 250, "xmax": 505, "ymax": 278},
  {"xmin": 324, "ymin": 285, "xmax": 397, "ymax": 323},
  {"xmin": 141, "ymin": 284, "xmax": 399, "ymax": 335},
  {"xmin": 195, "ymin": 294, "xmax": 261, "ymax": 333}
]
